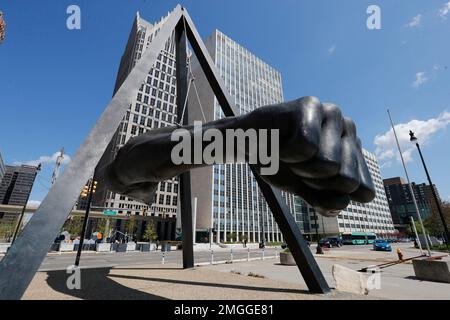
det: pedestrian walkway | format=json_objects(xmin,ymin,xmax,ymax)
[{"xmin": 23, "ymin": 263, "xmax": 365, "ymax": 300}]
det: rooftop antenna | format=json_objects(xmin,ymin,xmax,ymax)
[{"xmin": 51, "ymin": 147, "xmax": 64, "ymax": 186}]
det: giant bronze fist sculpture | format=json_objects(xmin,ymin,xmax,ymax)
[{"xmin": 102, "ymin": 96, "xmax": 375, "ymax": 217}]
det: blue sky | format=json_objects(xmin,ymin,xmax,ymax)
[{"xmin": 1, "ymin": 0, "xmax": 450, "ymax": 204}]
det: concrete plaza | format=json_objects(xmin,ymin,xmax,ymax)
[{"xmin": 11, "ymin": 242, "xmax": 450, "ymax": 300}]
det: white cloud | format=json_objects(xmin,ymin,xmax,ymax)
[
  {"xmin": 412, "ymin": 72, "xmax": 428, "ymax": 87},
  {"xmin": 407, "ymin": 14, "xmax": 422, "ymax": 27},
  {"xmin": 328, "ymin": 45, "xmax": 336, "ymax": 55},
  {"xmin": 27, "ymin": 200, "xmax": 41, "ymax": 208},
  {"xmin": 13, "ymin": 151, "xmax": 71, "ymax": 167},
  {"xmin": 374, "ymin": 111, "xmax": 450, "ymax": 165},
  {"xmin": 439, "ymin": 1, "xmax": 450, "ymax": 19}
]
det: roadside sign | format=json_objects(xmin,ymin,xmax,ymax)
[{"xmin": 103, "ymin": 209, "xmax": 117, "ymax": 216}]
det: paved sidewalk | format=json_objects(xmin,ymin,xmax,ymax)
[
  {"xmin": 19, "ymin": 243, "xmax": 450, "ymax": 300},
  {"xmin": 23, "ymin": 263, "xmax": 365, "ymax": 300},
  {"xmin": 208, "ymin": 250, "xmax": 450, "ymax": 300}
]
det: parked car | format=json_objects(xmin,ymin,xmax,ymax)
[
  {"xmin": 319, "ymin": 237, "xmax": 342, "ymax": 248},
  {"xmin": 373, "ymin": 239, "xmax": 392, "ymax": 251}
]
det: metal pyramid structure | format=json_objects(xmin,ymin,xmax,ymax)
[{"xmin": 0, "ymin": 5, "xmax": 330, "ymax": 299}]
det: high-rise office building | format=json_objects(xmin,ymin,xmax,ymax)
[
  {"xmin": 94, "ymin": 12, "xmax": 179, "ymax": 239},
  {"xmin": 313, "ymin": 149, "xmax": 396, "ymax": 236},
  {"xmin": 383, "ymin": 177, "xmax": 438, "ymax": 232},
  {"xmin": 0, "ymin": 165, "xmax": 39, "ymax": 223},
  {"xmin": 189, "ymin": 30, "xmax": 308, "ymax": 243},
  {"xmin": 95, "ymin": 13, "xmax": 394, "ymax": 243},
  {"xmin": 0, "ymin": 151, "xmax": 5, "ymax": 183}
]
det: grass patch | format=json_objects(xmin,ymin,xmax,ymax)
[{"xmin": 431, "ymin": 244, "xmax": 450, "ymax": 253}]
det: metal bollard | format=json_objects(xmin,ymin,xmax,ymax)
[
  {"xmin": 162, "ymin": 251, "xmax": 165, "ymax": 264},
  {"xmin": 262, "ymin": 247, "xmax": 265, "ymax": 260},
  {"xmin": 230, "ymin": 248, "xmax": 233, "ymax": 262},
  {"xmin": 275, "ymin": 249, "xmax": 278, "ymax": 259},
  {"xmin": 247, "ymin": 247, "xmax": 250, "ymax": 261},
  {"xmin": 210, "ymin": 249, "xmax": 214, "ymax": 264}
]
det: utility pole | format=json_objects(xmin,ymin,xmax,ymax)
[
  {"xmin": 74, "ymin": 178, "xmax": 97, "ymax": 267},
  {"xmin": 51, "ymin": 148, "xmax": 64, "ymax": 185},
  {"xmin": 0, "ymin": 10, "xmax": 6, "ymax": 44},
  {"xmin": 409, "ymin": 130, "xmax": 449, "ymax": 247},
  {"xmin": 314, "ymin": 210, "xmax": 323, "ymax": 254},
  {"xmin": 387, "ymin": 110, "xmax": 430, "ymax": 256}
]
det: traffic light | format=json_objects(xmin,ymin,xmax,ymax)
[
  {"xmin": 80, "ymin": 185, "xmax": 89, "ymax": 198},
  {"xmin": 80, "ymin": 180, "xmax": 98, "ymax": 198}
]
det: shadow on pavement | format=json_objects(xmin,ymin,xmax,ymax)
[
  {"xmin": 45, "ymin": 267, "xmax": 167, "ymax": 300},
  {"xmin": 107, "ymin": 273, "xmax": 312, "ymax": 295}
]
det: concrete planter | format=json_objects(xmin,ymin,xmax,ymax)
[
  {"xmin": 139, "ymin": 243, "xmax": 151, "ymax": 252},
  {"xmin": 161, "ymin": 243, "xmax": 171, "ymax": 252},
  {"xmin": 59, "ymin": 243, "xmax": 75, "ymax": 252},
  {"xmin": 280, "ymin": 252, "xmax": 296, "ymax": 265},
  {"xmin": 116, "ymin": 243, "xmax": 128, "ymax": 252},
  {"xmin": 0, "ymin": 243, "xmax": 11, "ymax": 254},
  {"xmin": 126, "ymin": 242, "xmax": 136, "ymax": 251},
  {"xmin": 413, "ymin": 258, "xmax": 450, "ymax": 283},
  {"xmin": 96, "ymin": 243, "xmax": 111, "ymax": 252}
]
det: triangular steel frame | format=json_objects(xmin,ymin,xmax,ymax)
[{"xmin": 0, "ymin": 5, "xmax": 330, "ymax": 299}]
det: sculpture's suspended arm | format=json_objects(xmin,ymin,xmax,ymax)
[{"xmin": 100, "ymin": 96, "xmax": 375, "ymax": 216}]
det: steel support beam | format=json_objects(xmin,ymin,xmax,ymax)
[
  {"xmin": 175, "ymin": 16, "xmax": 194, "ymax": 269},
  {"xmin": 0, "ymin": 5, "xmax": 184, "ymax": 300},
  {"xmin": 0, "ymin": 5, "xmax": 330, "ymax": 299},
  {"xmin": 182, "ymin": 9, "xmax": 330, "ymax": 293}
]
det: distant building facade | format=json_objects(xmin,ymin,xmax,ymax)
[
  {"xmin": 0, "ymin": 165, "xmax": 39, "ymax": 223},
  {"xmin": 312, "ymin": 150, "xmax": 396, "ymax": 237},
  {"xmin": 94, "ymin": 12, "xmax": 178, "ymax": 240},
  {"xmin": 0, "ymin": 151, "xmax": 5, "ymax": 183},
  {"xmin": 189, "ymin": 30, "xmax": 308, "ymax": 243},
  {"xmin": 383, "ymin": 177, "xmax": 438, "ymax": 232}
]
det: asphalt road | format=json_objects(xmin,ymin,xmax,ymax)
[
  {"xmin": 210, "ymin": 243, "xmax": 450, "ymax": 300},
  {"xmin": 0, "ymin": 241, "xmax": 425, "ymax": 273},
  {"xmin": 34, "ymin": 247, "xmax": 281, "ymax": 271}
]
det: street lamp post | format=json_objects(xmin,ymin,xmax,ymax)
[
  {"xmin": 313, "ymin": 210, "xmax": 323, "ymax": 254},
  {"xmin": 387, "ymin": 110, "xmax": 429, "ymax": 255},
  {"xmin": 74, "ymin": 178, "xmax": 97, "ymax": 267},
  {"xmin": 409, "ymin": 131, "xmax": 449, "ymax": 246}
]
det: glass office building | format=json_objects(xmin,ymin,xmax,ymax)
[
  {"xmin": 94, "ymin": 12, "xmax": 179, "ymax": 239},
  {"xmin": 190, "ymin": 30, "xmax": 309, "ymax": 243},
  {"xmin": 314, "ymin": 149, "xmax": 396, "ymax": 236}
]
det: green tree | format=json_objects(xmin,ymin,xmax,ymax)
[
  {"xmin": 62, "ymin": 217, "xmax": 84, "ymax": 237},
  {"xmin": 228, "ymin": 232, "xmax": 237, "ymax": 242},
  {"xmin": 143, "ymin": 220, "xmax": 158, "ymax": 242},
  {"xmin": 424, "ymin": 201, "xmax": 450, "ymax": 236},
  {"xmin": 406, "ymin": 220, "xmax": 429, "ymax": 237},
  {"xmin": 0, "ymin": 222, "xmax": 14, "ymax": 241},
  {"xmin": 124, "ymin": 217, "xmax": 137, "ymax": 237}
]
